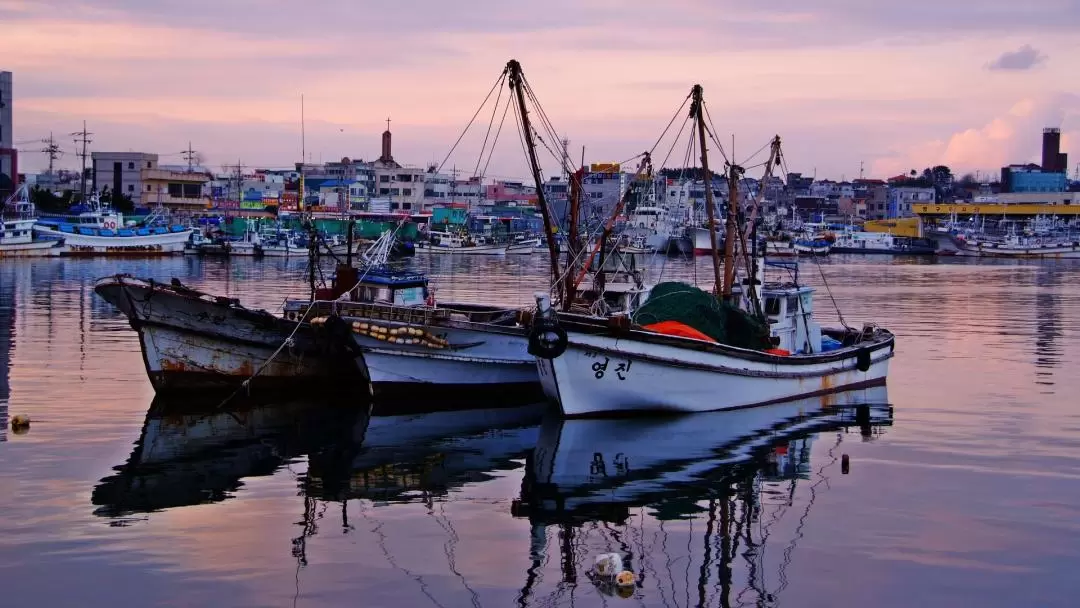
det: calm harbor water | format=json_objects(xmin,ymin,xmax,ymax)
[{"xmin": 2, "ymin": 254, "xmax": 1080, "ymax": 607}]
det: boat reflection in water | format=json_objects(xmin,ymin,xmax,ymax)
[
  {"xmin": 91, "ymin": 394, "xmax": 370, "ymax": 517},
  {"xmin": 512, "ymin": 385, "xmax": 892, "ymax": 604}
]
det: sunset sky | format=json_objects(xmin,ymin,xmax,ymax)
[{"xmin": 3, "ymin": 0, "xmax": 1078, "ymax": 181}]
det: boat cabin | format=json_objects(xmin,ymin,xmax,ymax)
[
  {"xmin": 760, "ymin": 285, "xmax": 822, "ymax": 354},
  {"xmin": 749, "ymin": 260, "xmax": 824, "ymax": 354}
]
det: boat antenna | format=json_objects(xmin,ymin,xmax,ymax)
[
  {"xmin": 507, "ymin": 59, "xmax": 564, "ymax": 304},
  {"xmin": 691, "ymin": 85, "xmax": 725, "ymax": 298}
]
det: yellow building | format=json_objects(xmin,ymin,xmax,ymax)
[{"xmin": 140, "ymin": 168, "xmax": 211, "ymax": 211}]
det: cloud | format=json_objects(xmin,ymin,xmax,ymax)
[
  {"xmin": 988, "ymin": 45, "xmax": 1048, "ymax": 71},
  {"xmin": 872, "ymin": 93, "xmax": 1080, "ymax": 177}
]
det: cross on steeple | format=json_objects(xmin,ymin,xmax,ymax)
[{"xmin": 386, "ymin": 117, "xmax": 391, "ymax": 132}]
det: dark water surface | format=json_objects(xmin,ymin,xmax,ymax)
[{"xmin": 2, "ymin": 255, "xmax": 1079, "ymax": 607}]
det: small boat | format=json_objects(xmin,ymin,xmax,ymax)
[
  {"xmin": 792, "ymin": 236, "xmax": 831, "ymax": 255},
  {"xmin": 1, "ymin": 185, "xmax": 64, "ymax": 257},
  {"xmin": 228, "ymin": 226, "xmax": 263, "ymax": 256},
  {"xmin": 505, "ymin": 234, "xmax": 541, "ymax": 255},
  {"xmin": 34, "ymin": 194, "xmax": 192, "ymax": 255},
  {"xmin": 183, "ymin": 231, "xmax": 231, "ymax": 256},
  {"xmin": 94, "ymin": 274, "xmax": 365, "ymax": 395},
  {"xmin": 258, "ymin": 228, "xmax": 304, "ymax": 257},
  {"xmin": 829, "ymin": 229, "xmax": 936, "ymax": 255},
  {"xmin": 283, "ymin": 230, "xmax": 540, "ymax": 400},
  {"xmin": 950, "ymin": 232, "xmax": 1080, "ymax": 258},
  {"xmin": 762, "ymin": 236, "xmax": 797, "ymax": 257},
  {"xmin": 415, "ymin": 229, "xmax": 507, "ymax": 255}
]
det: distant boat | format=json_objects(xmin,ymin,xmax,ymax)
[
  {"xmin": 1, "ymin": 185, "xmax": 64, "ymax": 257},
  {"xmin": 34, "ymin": 194, "xmax": 192, "ymax": 255},
  {"xmin": 415, "ymin": 229, "xmax": 507, "ymax": 255},
  {"xmin": 829, "ymin": 229, "xmax": 935, "ymax": 255}
]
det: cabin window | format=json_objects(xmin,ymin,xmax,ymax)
[
  {"xmin": 394, "ymin": 287, "xmax": 426, "ymax": 306},
  {"xmin": 787, "ymin": 296, "xmax": 800, "ymax": 314},
  {"xmin": 376, "ymin": 288, "xmax": 391, "ymax": 301},
  {"xmin": 765, "ymin": 297, "xmax": 780, "ymax": 316}
]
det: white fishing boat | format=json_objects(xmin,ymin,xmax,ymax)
[
  {"xmin": 792, "ymin": 237, "xmax": 831, "ymax": 255},
  {"xmin": 763, "ymin": 237, "xmax": 797, "ymax": 257},
  {"xmin": 506, "ymin": 234, "xmax": 541, "ymax": 255},
  {"xmin": 283, "ymin": 230, "xmax": 541, "ymax": 400},
  {"xmin": 34, "ymin": 194, "xmax": 192, "ymax": 255},
  {"xmin": 1, "ymin": 185, "xmax": 64, "ymax": 257},
  {"xmin": 517, "ymin": 84, "xmax": 894, "ymax": 417},
  {"xmin": 415, "ymin": 229, "xmax": 507, "ymax": 255},
  {"xmin": 228, "ymin": 225, "xmax": 263, "ymax": 256},
  {"xmin": 830, "ymin": 229, "xmax": 935, "ymax": 255},
  {"xmin": 258, "ymin": 227, "xmax": 303, "ymax": 257},
  {"xmin": 951, "ymin": 231, "xmax": 1080, "ymax": 258}
]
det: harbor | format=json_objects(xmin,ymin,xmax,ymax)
[
  {"xmin": 2, "ymin": 10, "xmax": 1080, "ymax": 601},
  {"xmin": 2, "ymin": 252, "xmax": 1079, "ymax": 606}
]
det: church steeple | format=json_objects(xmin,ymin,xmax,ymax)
[{"xmin": 379, "ymin": 116, "xmax": 393, "ymax": 163}]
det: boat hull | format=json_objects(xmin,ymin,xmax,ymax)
[
  {"xmin": 94, "ymin": 276, "xmax": 364, "ymax": 394},
  {"xmin": 830, "ymin": 245, "xmax": 935, "ymax": 255},
  {"xmin": 35, "ymin": 226, "xmax": 192, "ymax": 255},
  {"xmin": 0, "ymin": 239, "xmax": 63, "ymax": 257},
  {"xmin": 351, "ymin": 322, "xmax": 539, "ymax": 395},
  {"xmin": 537, "ymin": 326, "xmax": 892, "ymax": 417},
  {"xmin": 793, "ymin": 243, "xmax": 831, "ymax": 255}
]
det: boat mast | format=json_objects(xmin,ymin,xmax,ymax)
[
  {"xmin": 507, "ymin": 59, "xmax": 564, "ymax": 304},
  {"xmin": 723, "ymin": 163, "xmax": 742, "ymax": 300},
  {"xmin": 564, "ymin": 167, "xmax": 584, "ymax": 311},
  {"xmin": 691, "ymin": 85, "xmax": 725, "ymax": 298}
]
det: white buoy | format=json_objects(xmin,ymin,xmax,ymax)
[{"xmin": 593, "ymin": 553, "xmax": 624, "ymax": 577}]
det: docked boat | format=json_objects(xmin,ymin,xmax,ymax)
[
  {"xmin": 258, "ymin": 227, "xmax": 304, "ymax": 257},
  {"xmin": 415, "ymin": 229, "xmax": 507, "ymax": 255},
  {"xmin": 283, "ymin": 230, "xmax": 540, "ymax": 400},
  {"xmin": 948, "ymin": 232, "xmax": 1080, "ymax": 258},
  {"xmin": 763, "ymin": 235, "xmax": 797, "ymax": 257},
  {"xmin": 1, "ymin": 185, "xmax": 64, "ymax": 257},
  {"xmin": 183, "ymin": 231, "xmax": 231, "ymax": 256},
  {"xmin": 228, "ymin": 226, "xmax": 263, "ymax": 256},
  {"xmin": 517, "ymin": 82, "xmax": 894, "ymax": 417},
  {"xmin": 792, "ymin": 236, "xmax": 831, "ymax": 255},
  {"xmin": 830, "ymin": 229, "xmax": 936, "ymax": 255},
  {"xmin": 506, "ymin": 234, "xmax": 541, "ymax": 255},
  {"xmin": 34, "ymin": 195, "xmax": 192, "ymax": 255},
  {"xmin": 94, "ymin": 274, "xmax": 366, "ymax": 395}
]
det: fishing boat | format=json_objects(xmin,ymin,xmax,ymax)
[
  {"xmin": 258, "ymin": 227, "xmax": 304, "ymax": 257},
  {"xmin": 1, "ymin": 185, "xmax": 64, "ymax": 257},
  {"xmin": 512, "ymin": 388, "xmax": 892, "ymax": 604},
  {"xmin": 792, "ymin": 236, "xmax": 831, "ymax": 255},
  {"xmin": 829, "ymin": 229, "xmax": 936, "ymax": 255},
  {"xmin": 506, "ymin": 234, "xmax": 541, "ymax": 255},
  {"xmin": 34, "ymin": 194, "xmax": 192, "ymax": 255},
  {"xmin": 518, "ymin": 82, "xmax": 894, "ymax": 417},
  {"xmin": 415, "ymin": 229, "xmax": 507, "ymax": 255},
  {"xmin": 949, "ymin": 231, "xmax": 1080, "ymax": 258},
  {"xmin": 283, "ymin": 230, "xmax": 541, "ymax": 400},
  {"xmin": 93, "ymin": 274, "xmax": 366, "ymax": 395},
  {"xmin": 228, "ymin": 225, "xmax": 263, "ymax": 256}
]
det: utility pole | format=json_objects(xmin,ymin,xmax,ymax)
[
  {"xmin": 71, "ymin": 121, "xmax": 93, "ymax": 201},
  {"xmin": 859, "ymin": 161, "xmax": 864, "ymax": 181},
  {"xmin": 182, "ymin": 142, "xmax": 198, "ymax": 172},
  {"xmin": 40, "ymin": 133, "xmax": 63, "ymax": 180}
]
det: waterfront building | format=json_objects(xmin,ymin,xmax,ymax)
[
  {"xmin": 141, "ymin": 166, "xmax": 211, "ymax": 211},
  {"xmin": 91, "ymin": 152, "xmax": 158, "ymax": 206},
  {"xmin": 887, "ymin": 186, "xmax": 935, "ymax": 218},
  {"xmin": 1001, "ymin": 164, "xmax": 1067, "ymax": 193}
]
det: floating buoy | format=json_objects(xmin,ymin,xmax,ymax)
[
  {"xmin": 10, "ymin": 414, "xmax": 30, "ymax": 432},
  {"xmin": 593, "ymin": 553, "xmax": 624, "ymax": 577},
  {"xmin": 615, "ymin": 570, "xmax": 635, "ymax": 587}
]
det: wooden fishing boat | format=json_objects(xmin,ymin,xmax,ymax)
[{"xmin": 94, "ymin": 274, "xmax": 365, "ymax": 394}]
